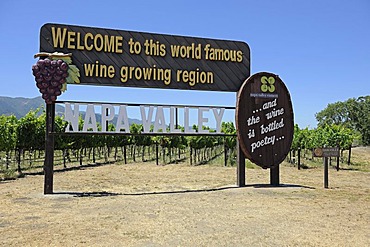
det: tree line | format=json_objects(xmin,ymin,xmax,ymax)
[{"xmin": 315, "ymin": 95, "xmax": 369, "ymax": 145}]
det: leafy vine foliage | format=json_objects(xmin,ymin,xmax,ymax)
[
  {"xmin": 1, "ymin": 95, "xmax": 367, "ymax": 176},
  {"xmin": 0, "ymin": 108, "xmax": 237, "ymax": 175}
]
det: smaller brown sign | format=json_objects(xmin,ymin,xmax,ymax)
[{"xmin": 313, "ymin": 147, "xmax": 340, "ymax": 157}]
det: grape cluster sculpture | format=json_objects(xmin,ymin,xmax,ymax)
[{"xmin": 32, "ymin": 52, "xmax": 80, "ymax": 104}]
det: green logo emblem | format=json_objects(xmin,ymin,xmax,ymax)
[{"xmin": 261, "ymin": 76, "xmax": 275, "ymax": 92}]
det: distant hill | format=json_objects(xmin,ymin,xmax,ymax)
[
  {"xmin": 0, "ymin": 96, "xmax": 142, "ymax": 125},
  {"xmin": 0, "ymin": 96, "xmax": 46, "ymax": 118}
]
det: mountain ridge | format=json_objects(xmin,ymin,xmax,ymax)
[
  {"xmin": 0, "ymin": 96, "xmax": 46, "ymax": 118},
  {"xmin": 0, "ymin": 96, "xmax": 142, "ymax": 125}
]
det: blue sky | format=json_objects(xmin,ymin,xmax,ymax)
[{"xmin": 0, "ymin": 0, "xmax": 369, "ymax": 128}]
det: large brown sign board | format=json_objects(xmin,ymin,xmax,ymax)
[
  {"xmin": 39, "ymin": 23, "xmax": 250, "ymax": 92},
  {"xmin": 236, "ymin": 72, "xmax": 294, "ymax": 169}
]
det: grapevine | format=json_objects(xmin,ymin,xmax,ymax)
[{"xmin": 32, "ymin": 52, "xmax": 80, "ymax": 104}]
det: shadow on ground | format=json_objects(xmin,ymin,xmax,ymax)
[
  {"xmin": 51, "ymin": 183, "xmax": 314, "ymax": 198},
  {"xmin": 24, "ymin": 162, "xmax": 113, "ymax": 176}
]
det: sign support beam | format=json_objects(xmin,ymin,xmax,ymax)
[
  {"xmin": 324, "ymin": 157, "xmax": 329, "ymax": 188},
  {"xmin": 237, "ymin": 140, "xmax": 245, "ymax": 187},
  {"xmin": 43, "ymin": 103, "xmax": 55, "ymax": 194},
  {"xmin": 270, "ymin": 165, "xmax": 280, "ymax": 186}
]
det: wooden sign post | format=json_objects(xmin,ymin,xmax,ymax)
[
  {"xmin": 236, "ymin": 72, "xmax": 294, "ymax": 186},
  {"xmin": 313, "ymin": 147, "xmax": 340, "ymax": 188},
  {"xmin": 43, "ymin": 103, "xmax": 55, "ymax": 194}
]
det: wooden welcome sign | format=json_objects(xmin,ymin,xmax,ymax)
[
  {"xmin": 236, "ymin": 72, "xmax": 294, "ymax": 169},
  {"xmin": 36, "ymin": 23, "xmax": 253, "ymax": 193},
  {"xmin": 39, "ymin": 23, "xmax": 250, "ymax": 92}
]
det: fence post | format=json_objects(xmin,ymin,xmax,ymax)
[
  {"xmin": 155, "ymin": 142, "xmax": 159, "ymax": 166},
  {"xmin": 347, "ymin": 145, "xmax": 352, "ymax": 165},
  {"xmin": 224, "ymin": 136, "xmax": 227, "ymax": 167},
  {"xmin": 298, "ymin": 148, "xmax": 301, "ymax": 170}
]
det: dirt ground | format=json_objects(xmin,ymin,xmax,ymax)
[{"xmin": 0, "ymin": 158, "xmax": 369, "ymax": 246}]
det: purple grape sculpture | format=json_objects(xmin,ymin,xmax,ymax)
[{"xmin": 32, "ymin": 52, "xmax": 80, "ymax": 104}]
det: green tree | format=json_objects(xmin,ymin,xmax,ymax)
[
  {"xmin": 315, "ymin": 96, "xmax": 370, "ymax": 145},
  {"xmin": 348, "ymin": 96, "xmax": 370, "ymax": 145},
  {"xmin": 129, "ymin": 123, "xmax": 142, "ymax": 162},
  {"xmin": 15, "ymin": 109, "xmax": 45, "ymax": 173},
  {"xmin": 17, "ymin": 109, "xmax": 44, "ymax": 151},
  {"xmin": 315, "ymin": 101, "xmax": 350, "ymax": 126},
  {"xmin": 221, "ymin": 122, "xmax": 236, "ymax": 166},
  {"xmin": 0, "ymin": 115, "xmax": 18, "ymax": 169}
]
